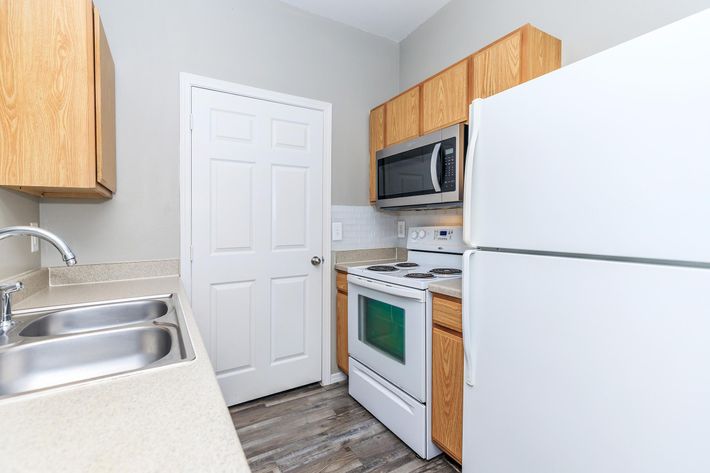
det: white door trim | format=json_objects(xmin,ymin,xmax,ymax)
[{"xmin": 178, "ymin": 72, "xmax": 335, "ymax": 385}]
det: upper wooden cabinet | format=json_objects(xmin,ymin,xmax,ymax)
[
  {"xmin": 421, "ymin": 59, "xmax": 469, "ymax": 134},
  {"xmin": 0, "ymin": 0, "xmax": 116, "ymax": 199},
  {"xmin": 385, "ymin": 87, "xmax": 420, "ymax": 147},
  {"xmin": 369, "ymin": 24, "xmax": 559, "ymax": 203},
  {"xmin": 369, "ymin": 105, "xmax": 385, "ymax": 203},
  {"xmin": 472, "ymin": 24, "xmax": 561, "ymax": 100}
]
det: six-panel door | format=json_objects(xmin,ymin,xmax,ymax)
[{"xmin": 190, "ymin": 86, "xmax": 324, "ymax": 405}]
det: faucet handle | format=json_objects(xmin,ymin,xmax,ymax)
[{"xmin": 0, "ymin": 281, "xmax": 24, "ymax": 295}]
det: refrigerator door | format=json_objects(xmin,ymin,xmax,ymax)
[
  {"xmin": 463, "ymin": 9, "xmax": 710, "ymax": 263},
  {"xmin": 462, "ymin": 250, "xmax": 710, "ymax": 473}
]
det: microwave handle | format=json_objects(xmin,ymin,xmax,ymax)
[{"xmin": 430, "ymin": 143, "xmax": 442, "ymax": 192}]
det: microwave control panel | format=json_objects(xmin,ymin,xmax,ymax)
[{"xmin": 441, "ymin": 144, "xmax": 457, "ymax": 191}]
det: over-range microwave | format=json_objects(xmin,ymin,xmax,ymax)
[{"xmin": 376, "ymin": 123, "xmax": 467, "ymax": 209}]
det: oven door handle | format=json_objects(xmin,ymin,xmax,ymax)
[
  {"xmin": 347, "ymin": 275, "xmax": 426, "ymax": 302},
  {"xmin": 430, "ymin": 143, "xmax": 442, "ymax": 193}
]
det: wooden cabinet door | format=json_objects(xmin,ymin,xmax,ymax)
[
  {"xmin": 369, "ymin": 105, "xmax": 385, "ymax": 203},
  {"xmin": 385, "ymin": 87, "xmax": 420, "ymax": 147},
  {"xmin": 0, "ymin": 0, "xmax": 97, "ymax": 189},
  {"xmin": 472, "ymin": 30, "xmax": 523, "ymax": 100},
  {"xmin": 93, "ymin": 5, "xmax": 116, "ymax": 192},
  {"xmin": 421, "ymin": 60, "xmax": 469, "ymax": 134},
  {"xmin": 432, "ymin": 325, "xmax": 464, "ymax": 463},
  {"xmin": 336, "ymin": 290, "xmax": 349, "ymax": 374}
]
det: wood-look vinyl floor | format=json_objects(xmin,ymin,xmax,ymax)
[{"xmin": 230, "ymin": 382, "xmax": 460, "ymax": 473}]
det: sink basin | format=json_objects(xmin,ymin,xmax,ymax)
[
  {"xmin": 0, "ymin": 326, "xmax": 173, "ymax": 397},
  {"xmin": 0, "ymin": 294, "xmax": 195, "ymax": 399},
  {"xmin": 19, "ymin": 300, "xmax": 169, "ymax": 337}
]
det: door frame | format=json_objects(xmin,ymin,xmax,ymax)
[{"xmin": 178, "ymin": 72, "xmax": 335, "ymax": 385}]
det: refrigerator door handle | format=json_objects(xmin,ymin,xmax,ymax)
[
  {"xmin": 463, "ymin": 100, "xmax": 482, "ymax": 247},
  {"xmin": 462, "ymin": 249, "xmax": 477, "ymax": 386}
]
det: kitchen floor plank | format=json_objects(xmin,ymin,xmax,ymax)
[{"xmin": 230, "ymin": 382, "xmax": 459, "ymax": 473}]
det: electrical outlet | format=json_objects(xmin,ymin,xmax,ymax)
[
  {"xmin": 30, "ymin": 222, "xmax": 39, "ymax": 252},
  {"xmin": 397, "ymin": 221, "xmax": 406, "ymax": 238},
  {"xmin": 332, "ymin": 222, "xmax": 343, "ymax": 241}
]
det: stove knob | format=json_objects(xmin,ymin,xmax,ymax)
[
  {"xmin": 418, "ymin": 230, "xmax": 426, "ymax": 239},
  {"xmin": 410, "ymin": 231, "xmax": 418, "ymax": 240}
]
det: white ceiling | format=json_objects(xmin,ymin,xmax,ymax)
[{"xmin": 279, "ymin": 0, "xmax": 453, "ymax": 42}]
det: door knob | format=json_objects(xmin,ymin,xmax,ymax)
[{"xmin": 311, "ymin": 256, "xmax": 322, "ymax": 266}]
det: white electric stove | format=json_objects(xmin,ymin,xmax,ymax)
[{"xmin": 347, "ymin": 226, "xmax": 465, "ymax": 460}]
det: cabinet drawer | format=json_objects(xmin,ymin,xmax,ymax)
[
  {"xmin": 336, "ymin": 270, "xmax": 348, "ymax": 293},
  {"xmin": 433, "ymin": 294, "xmax": 462, "ymax": 333},
  {"xmin": 349, "ymin": 358, "xmax": 427, "ymax": 458}
]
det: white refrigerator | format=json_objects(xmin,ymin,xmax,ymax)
[{"xmin": 461, "ymin": 9, "xmax": 710, "ymax": 473}]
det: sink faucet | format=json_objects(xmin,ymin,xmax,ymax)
[{"xmin": 0, "ymin": 226, "xmax": 77, "ymax": 334}]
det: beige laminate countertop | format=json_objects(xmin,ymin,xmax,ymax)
[
  {"xmin": 428, "ymin": 278, "xmax": 462, "ymax": 299},
  {"xmin": 3, "ymin": 277, "xmax": 250, "ymax": 473}
]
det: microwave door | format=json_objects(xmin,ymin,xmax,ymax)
[{"xmin": 377, "ymin": 142, "xmax": 443, "ymax": 208}]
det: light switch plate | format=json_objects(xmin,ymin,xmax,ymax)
[
  {"xmin": 30, "ymin": 222, "xmax": 39, "ymax": 252},
  {"xmin": 332, "ymin": 222, "xmax": 343, "ymax": 241},
  {"xmin": 397, "ymin": 221, "xmax": 406, "ymax": 238}
]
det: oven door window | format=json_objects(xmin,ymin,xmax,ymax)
[{"xmin": 358, "ymin": 295, "xmax": 405, "ymax": 363}]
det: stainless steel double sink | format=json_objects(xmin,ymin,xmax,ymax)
[{"xmin": 0, "ymin": 294, "xmax": 195, "ymax": 399}]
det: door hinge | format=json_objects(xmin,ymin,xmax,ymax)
[
  {"xmin": 189, "ymin": 246, "xmax": 193, "ymax": 262},
  {"xmin": 189, "ymin": 114, "xmax": 194, "ymax": 131}
]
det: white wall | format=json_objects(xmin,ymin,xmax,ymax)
[
  {"xmin": 399, "ymin": 0, "xmax": 709, "ymax": 88},
  {"xmin": 0, "ymin": 190, "xmax": 40, "ymax": 280},
  {"xmin": 40, "ymin": 0, "xmax": 399, "ymax": 266}
]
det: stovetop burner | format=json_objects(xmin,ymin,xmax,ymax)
[
  {"xmin": 429, "ymin": 268, "xmax": 462, "ymax": 275},
  {"xmin": 395, "ymin": 262, "xmax": 419, "ymax": 268},
  {"xmin": 405, "ymin": 272, "xmax": 435, "ymax": 279},
  {"xmin": 367, "ymin": 265, "xmax": 398, "ymax": 272}
]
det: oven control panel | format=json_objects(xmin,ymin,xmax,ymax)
[{"xmin": 406, "ymin": 226, "xmax": 467, "ymax": 253}]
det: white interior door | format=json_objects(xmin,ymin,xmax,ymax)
[{"xmin": 190, "ymin": 86, "xmax": 324, "ymax": 405}]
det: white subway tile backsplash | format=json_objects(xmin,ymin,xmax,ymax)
[
  {"xmin": 331, "ymin": 205, "xmax": 464, "ymax": 251},
  {"xmin": 331, "ymin": 205, "xmax": 398, "ymax": 250}
]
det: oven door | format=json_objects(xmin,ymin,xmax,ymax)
[{"xmin": 347, "ymin": 275, "xmax": 427, "ymax": 402}]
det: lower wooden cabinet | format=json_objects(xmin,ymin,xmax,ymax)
[
  {"xmin": 431, "ymin": 294, "xmax": 464, "ymax": 463},
  {"xmin": 336, "ymin": 271, "xmax": 349, "ymax": 374}
]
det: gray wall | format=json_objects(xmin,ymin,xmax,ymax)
[
  {"xmin": 0, "ymin": 190, "xmax": 40, "ymax": 280},
  {"xmin": 40, "ymin": 0, "xmax": 399, "ymax": 266},
  {"xmin": 399, "ymin": 0, "xmax": 709, "ymax": 88}
]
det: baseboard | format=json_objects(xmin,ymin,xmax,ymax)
[{"xmin": 323, "ymin": 370, "xmax": 347, "ymax": 385}]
